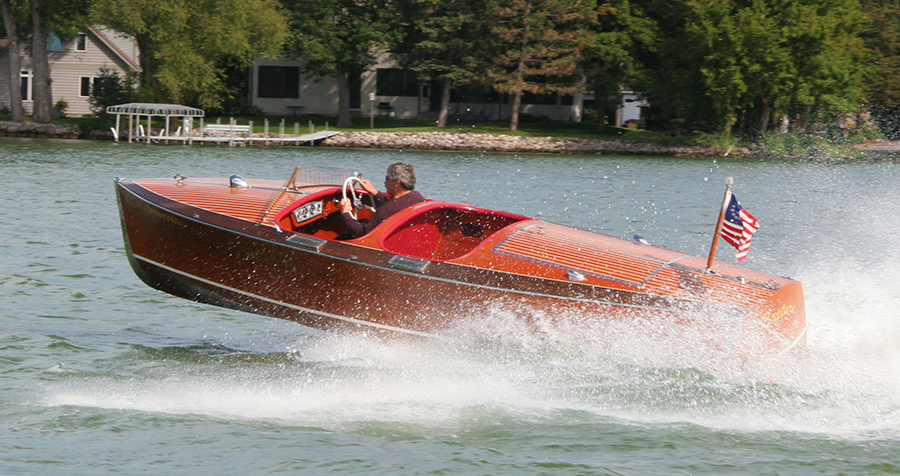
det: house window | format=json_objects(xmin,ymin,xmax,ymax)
[
  {"xmin": 47, "ymin": 33, "xmax": 65, "ymax": 52},
  {"xmin": 376, "ymin": 69, "xmax": 418, "ymax": 97},
  {"xmin": 257, "ymin": 66, "xmax": 299, "ymax": 99},
  {"xmin": 80, "ymin": 77, "xmax": 93, "ymax": 97},
  {"xmin": 522, "ymin": 91, "xmax": 557, "ymax": 105},
  {"xmin": 349, "ymin": 71, "xmax": 361, "ymax": 109},
  {"xmin": 449, "ymin": 84, "xmax": 499, "ymax": 103},
  {"xmin": 20, "ymin": 70, "xmax": 32, "ymax": 101},
  {"xmin": 76, "ymin": 33, "xmax": 87, "ymax": 51}
]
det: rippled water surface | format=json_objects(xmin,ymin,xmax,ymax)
[{"xmin": 2, "ymin": 137, "xmax": 899, "ymax": 474}]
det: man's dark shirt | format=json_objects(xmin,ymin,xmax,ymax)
[{"xmin": 341, "ymin": 190, "xmax": 425, "ymax": 238}]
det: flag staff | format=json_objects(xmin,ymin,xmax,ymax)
[{"xmin": 706, "ymin": 177, "xmax": 734, "ymax": 271}]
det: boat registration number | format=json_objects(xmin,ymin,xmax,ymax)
[{"xmin": 293, "ymin": 200, "xmax": 323, "ymax": 222}]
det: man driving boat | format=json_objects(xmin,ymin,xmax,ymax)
[{"xmin": 340, "ymin": 162, "xmax": 425, "ymax": 238}]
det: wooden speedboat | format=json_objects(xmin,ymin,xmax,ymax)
[{"xmin": 115, "ymin": 168, "xmax": 806, "ymax": 357}]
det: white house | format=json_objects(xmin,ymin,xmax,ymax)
[
  {"xmin": 0, "ymin": 26, "xmax": 140, "ymax": 117},
  {"xmin": 619, "ymin": 90, "xmax": 648, "ymax": 127},
  {"xmin": 251, "ymin": 53, "xmax": 585, "ymax": 122}
]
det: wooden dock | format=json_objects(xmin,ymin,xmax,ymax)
[
  {"xmin": 128, "ymin": 129, "xmax": 341, "ymax": 147},
  {"xmin": 108, "ymin": 104, "xmax": 341, "ymax": 148}
]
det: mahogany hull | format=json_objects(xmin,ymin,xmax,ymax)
[{"xmin": 115, "ymin": 174, "xmax": 806, "ymax": 357}]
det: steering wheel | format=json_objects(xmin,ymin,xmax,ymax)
[{"xmin": 342, "ymin": 175, "xmax": 377, "ymax": 220}]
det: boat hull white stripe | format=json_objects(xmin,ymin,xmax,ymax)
[{"xmin": 776, "ymin": 323, "xmax": 808, "ymax": 357}]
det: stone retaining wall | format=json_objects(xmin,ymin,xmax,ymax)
[
  {"xmin": 0, "ymin": 121, "xmax": 85, "ymax": 139},
  {"xmin": 321, "ymin": 131, "xmax": 729, "ymax": 157}
]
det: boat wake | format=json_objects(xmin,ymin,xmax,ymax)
[
  {"xmin": 42, "ymin": 164, "xmax": 900, "ymax": 440},
  {"xmin": 40, "ymin": 281, "xmax": 900, "ymax": 441}
]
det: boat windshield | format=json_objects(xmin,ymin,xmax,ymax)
[{"xmin": 283, "ymin": 167, "xmax": 355, "ymax": 191}]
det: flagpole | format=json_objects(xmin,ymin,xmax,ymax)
[{"xmin": 706, "ymin": 177, "xmax": 734, "ymax": 271}]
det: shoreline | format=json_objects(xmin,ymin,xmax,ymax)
[
  {"xmin": 3, "ymin": 120, "xmax": 895, "ymax": 159},
  {"xmin": 0, "ymin": 120, "xmax": 735, "ymax": 157},
  {"xmin": 319, "ymin": 131, "xmax": 733, "ymax": 157},
  {"xmin": 0, "ymin": 121, "xmax": 729, "ymax": 156}
]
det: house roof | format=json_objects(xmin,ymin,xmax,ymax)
[
  {"xmin": 89, "ymin": 26, "xmax": 142, "ymax": 73},
  {"xmin": 2, "ymin": 28, "xmax": 141, "ymax": 73}
]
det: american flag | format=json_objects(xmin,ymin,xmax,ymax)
[{"xmin": 721, "ymin": 194, "xmax": 759, "ymax": 261}]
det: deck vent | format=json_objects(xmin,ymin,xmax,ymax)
[
  {"xmin": 567, "ymin": 270, "xmax": 587, "ymax": 282},
  {"xmin": 229, "ymin": 174, "xmax": 250, "ymax": 188}
]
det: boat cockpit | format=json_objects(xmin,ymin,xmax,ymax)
[{"xmin": 273, "ymin": 174, "xmax": 531, "ymax": 261}]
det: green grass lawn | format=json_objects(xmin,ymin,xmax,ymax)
[
  {"xmin": 206, "ymin": 113, "xmax": 681, "ymax": 143},
  {"xmin": 2, "ymin": 112, "xmax": 690, "ymax": 145}
]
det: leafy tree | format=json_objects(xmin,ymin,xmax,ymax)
[
  {"xmin": 631, "ymin": 0, "xmax": 707, "ymax": 132},
  {"xmin": 91, "ymin": 0, "xmax": 287, "ymax": 109},
  {"xmin": 1, "ymin": 0, "xmax": 87, "ymax": 121},
  {"xmin": 795, "ymin": 2, "xmax": 867, "ymax": 131},
  {"xmin": 636, "ymin": 0, "xmax": 870, "ymax": 135},
  {"xmin": 862, "ymin": 0, "xmax": 900, "ymax": 105},
  {"xmin": 397, "ymin": 0, "xmax": 493, "ymax": 127},
  {"xmin": 28, "ymin": 0, "xmax": 93, "ymax": 121},
  {"xmin": 29, "ymin": 0, "xmax": 51, "ymax": 121},
  {"xmin": 486, "ymin": 0, "xmax": 595, "ymax": 131},
  {"xmin": 283, "ymin": 0, "xmax": 401, "ymax": 127},
  {"xmin": 581, "ymin": 0, "xmax": 656, "ymax": 132},
  {"xmin": 860, "ymin": 0, "xmax": 900, "ymax": 137}
]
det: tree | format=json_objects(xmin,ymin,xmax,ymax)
[
  {"xmin": 487, "ymin": 0, "xmax": 595, "ymax": 131},
  {"xmin": 397, "ymin": 0, "xmax": 493, "ymax": 127},
  {"xmin": 88, "ymin": 67, "xmax": 137, "ymax": 120},
  {"xmin": 635, "ymin": 0, "xmax": 870, "ymax": 135},
  {"xmin": 91, "ymin": 0, "xmax": 287, "ymax": 109},
  {"xmin": 860, "ymin": 0, "xmax": 900, "ymax": 137},
  {"xmin": 862, "ymin": 0, "xmax": 900, "ymax": 105},
  {"xmin": 29, "ymin": 0, "xmax": 51, "ymax": 121},
  {"xmin": 581, "ymin": 0, "xmax": 656, "ymax": 132},
  {"xmin": 27, "ymin": 0, "xmax": 92, "ymax": 121},
  {"xmin": 784, "ymin": 0, "xmax": 871, "ymax": 130},
  {"xmin": 283, "ymin": 0, "xmax": 401, "ymax": 127},
  {"xmin": 0, "ymin": 0, "xmax": 25, "ymax": 121}
]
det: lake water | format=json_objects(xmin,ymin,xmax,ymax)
[{"xmin": 2, "ymin": 137, "xmax": 899, "ymax": 474}]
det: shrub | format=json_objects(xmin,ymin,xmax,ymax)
[
  {"xmin": 54, "ymin": 100, "xmax": 68, "ymax": 118},
  {"xmin": 89, "ymin": 68, "xmax": 138, "ymax": 121}
]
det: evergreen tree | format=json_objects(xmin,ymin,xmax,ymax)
[
  {"xmin": 397, "ymin": 0, "xmax": 493, "ymax": 127},
  {"xmin": 89, "ymin": 67, "xmax": 138, "ymax": 120},
  {"xmin": 487, "ymin": 0, "xmax": 595, "ymax": 131}
]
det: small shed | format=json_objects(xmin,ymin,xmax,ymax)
[{"xmin": 107, "ymin": 103, "xmax": 205, "ymax": 143}]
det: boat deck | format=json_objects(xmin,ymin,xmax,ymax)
[{"xmin": 135, "ymin": 178, "xmax": 306, "ymax": 225}]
